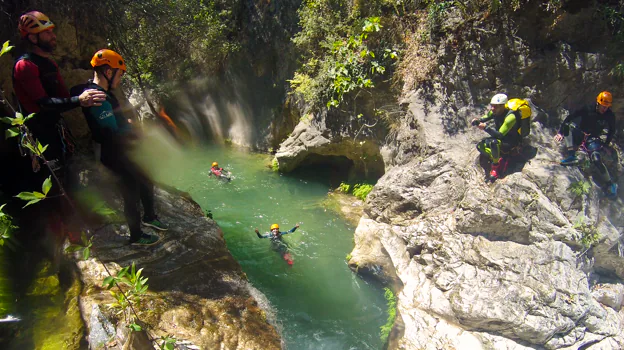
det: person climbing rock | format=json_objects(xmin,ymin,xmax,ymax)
[
  {"xmin": 72, "ymin": 49, "xmax": 168, "ymax": 246},
  {"xmin": 472, "ymin": 93, "xmax": 521, "ymax": 182},
  {"xmin": 255, "ymin": 223, "xmax": 300, "ymax": 265},
  {"xmin": 554, "ymin": 91, "xmax": 617, "ymax": 198}
]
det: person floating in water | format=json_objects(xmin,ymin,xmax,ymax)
[
  {"xmin": 209, "ymin": 162, "xmax": 231, "ymax": 181},
  {"xmin": 255, "ymin": 223, "xmax": 300, "ymax": 265}
]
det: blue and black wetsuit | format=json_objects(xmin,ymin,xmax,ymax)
[
  {"xmin": 256, "ymin": 226, "xmax": 298, "ymax": 240},
  {"xmin": 72, "ymin": 80, "xmax": 157, "ymax": 242},
  {"xmin": 558, "ymin": 103, "xmax": 616, "ymax": 183}
]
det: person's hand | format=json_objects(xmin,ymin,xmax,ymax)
[
  {"xmin": 254, "ymin": 228, "xmax": 259, "ymax": 234},
  {"xmin": 295, "ymin": 223, "xmax": 300, "ymax": 228},
  {"xmin": 554, "ymin": 133, "xmax": 563, "ymax": 143},
  {"xmin": 477, "ymin": 122, "xmax": 486, "ymax": 130},
  {"xmin": 470, "ymin": 118, "xmax": 479, "ymax": 126},
  {"xmin": 78, "ymin": 89, "xmax": 106, "ymax": 107}
]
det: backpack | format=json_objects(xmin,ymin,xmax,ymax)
[{"xmin": 505, "ymin": 98, "xmax": 532, "ymax": 137}]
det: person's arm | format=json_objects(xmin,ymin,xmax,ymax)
[
  {"xmin": 255, "ymin": 228, "xmax": 269, "ymax": 238},
  {"xmin": 281, "ymin": 224, "xmax": 300, "ymax": 236},
  {"xmin": 485, "ymin": 113, "xmax": 516, "ymax": 139},
  {"xmin": 557, "ymin": 107, "xmax": 584, "ymax": 135},
  {"xmin": 14, "ymin": 60, "xmax": 105, "ymax": 113},
  {"xmin": 479, "ymin": 110, "xmax": 495, "ymax": 122}
]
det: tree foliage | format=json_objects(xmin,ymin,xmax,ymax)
[{"xmin": 290, "ymin": 0, "xmax": 399, "ymax": 110}]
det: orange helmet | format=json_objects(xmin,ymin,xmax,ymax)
[
  {"xmin": 18, "ymin": 11, "xmax": 55, "ymax": 38},
  {"xmin": 270, "ymin": 224, "xmax": 279, "ymax": 230},
  {"xmin": 212, "ymin": 162, "xmax": 218, "ymax": 167},
  {"xmin": 596, "ymin": 91, "xmax": 612, "ymax": 107},
  {"xmin": 90, "ymin": 49, "xmax": 127, "ymax": 72}
]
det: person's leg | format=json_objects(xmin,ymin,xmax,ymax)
[
  {"xmin": 139, "ymin": 179, "xmax": 156, "ymax": 222},
  {"xmin": 587, "ymin": 140, "xmax": 617, "ymax": 196},
  {"xmin": 477, "ymin": 138, "xmax": 499, "ymax": 163},
  {"xmin": 116, "ymin": 169, "xmax": 142, "ymax": 242},
  {"xmin": 561, "ymin": 121, "xmax": 582, "ymax": 164}
]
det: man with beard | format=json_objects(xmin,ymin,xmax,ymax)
[
  {"xmin": 11, "ymin": 11, "xmax": 105, "ymax": 193},
  {"xmin": 7, "ymin": 11, "xmax": 106, "ymax": 245}
]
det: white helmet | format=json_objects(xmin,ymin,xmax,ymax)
[{"xmin": 490, "ymin": 93, "xmax": 508, "ymax": 105}]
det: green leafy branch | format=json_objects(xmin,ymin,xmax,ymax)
[
  {"xmin": 380, "ymin": 287, "xmax": 397, "ymax": 344},
  {"xmin": 14, "ymin": 176, "xmax": 53, "ymax": 208},
  {"xmin": 325, "ymin": 17, "xmax": 397, "ymax": 109},
  {"xmin": 65, "ymin": 232, "xmax": 94, "ymax": 260},
  {"xmin": 568, "ymin": 179, "xmax": 591, "ymax": 199},
  {"xmin": 102, "ymin": 262, "xmax": 150, "ymax": 332},
  {"xmin": 0, "ymin": 204, "xmax": 18, "ymax": 250},
  {"xmin": 159, "ymin": 335, "xmax": 177, "ymax": 350},
  {"xmin": 573, "ymin": 217, "xmax": 601, "ymax": 249},
  {"xmin": 337, "ymin": 181, "xmax": 374, "ymax": 200}
]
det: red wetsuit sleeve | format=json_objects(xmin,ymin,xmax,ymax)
[{"xmin": 13, "ymin": 59, "xmax": 47, "ymax": 113}]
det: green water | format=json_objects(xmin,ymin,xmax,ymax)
[{"xmin": 149, "ymin": 144, "xmax": 387, "ymax": 350}]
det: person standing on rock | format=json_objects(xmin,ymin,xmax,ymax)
[
  {"xmin": 554, "ymin": 91, "xmax": 617, "ymax": 198},
  {"xmin": 71, "ymin": 49, "xmax": 168, "ymax": 246},
  {"xmin": 11, "ymin": 11, "xmax": 106, "ymax": 191},
  {"xmin": 472, "ymin": 93, "xmax": 521, "ymax": 182},
  {"xmin": 7, "ymin": 11, "xmax": 107, "ymax": 247},
  {"xmin": 255, "ymin": 223, "xmax": 300, "ymax": 265}
]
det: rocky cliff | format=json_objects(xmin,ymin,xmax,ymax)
[
  {"xmin": 275, "ymin": 3, "xmax": 624, "ymax": 349},
  {"xmin": 350, "ymin": 94, "xmax": 624, "ymax": 349}
]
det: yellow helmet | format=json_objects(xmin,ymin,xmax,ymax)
[
  {"xmin": 596, "ymin": 91, "xmax": 612, "ymax": 107},
  {"xmin": 18, "ymin": 11, "xmax": 55, "ymax": 38},
  {"xmin": 212, "ymin": 162, "xmax": 218, "ymax": 167},
  {"xmin": 270, "ymin": 224, "xmax": 279, "ymax": 230},
  {"xmin": 90, "ymin": 49, "xmax": 127, "ymax": 72}
]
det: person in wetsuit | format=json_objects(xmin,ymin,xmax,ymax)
[
  {"xmin": 554, "ymin": 91, "xmax": 617, "ymax": 198},
  {"xmin": 209, "ymin": 161, "xmax": 230, "ymax": 181},
  {"xmin": 255, "ymin": 223, "xmax": 300, "ymax": 265},
  {"xmin": 10, "ymin": 11, "xmax": 106, "ymax": 194},
  {"xmin": 472, "ymin": 93, "xmax": 521, "ymax": 181},
  {"xmin": 71, "ymin": 49, "xmax": 167, "ymax": 245}
]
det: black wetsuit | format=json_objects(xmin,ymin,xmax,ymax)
[{"xmin": 72, "ymin": 81, "xmax": 157, "ymax": 242}]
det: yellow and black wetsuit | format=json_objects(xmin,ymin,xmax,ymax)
[{"xmin": 476, "ymin": 108, "xmax": 521, "ymax": 164}]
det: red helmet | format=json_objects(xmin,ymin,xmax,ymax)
[
  {"xmin": 18, "ymin": 11, "xmax": 55, "ymax": 38},
  {"xmin": 596, "ymin": 91, "xmax": 612, "ymax": 107}
]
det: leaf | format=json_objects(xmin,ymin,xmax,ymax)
[
  {"xmin": 83, "ymin": 247, "xmax": 90, "ymax": 260},
  {"xmin": 15, "ymin": 191, "xmax": 45, "ymax": 201},
  {"xmin": 0, "ymin": 117, "xmax": 13, "ymax": 125},
  {"xmin": 22, "ymin": 199, "xmax": 42, "ymax": 208},
  {"xmin": 41, "ymin": 177, "xmax": 53, "ymax": 195},
  {"xmin": 128, "ymin": 323, "xmax": 142, "ymax": 332},
  {"xmin": 11, "ymin": 113, "xmax": 24, "ymax": 125},
  {"xmin": 5, "ymin": 128, "xmax": 19, "ymax": 139},
  {"xmin": 65, "ymin": 245, "xmax": 84, "ymax": 253},
  {"xmin": 0, "ymin": 41, "xmax": 14, "ymax": 57},
  {"xmin": 37, "ymin": 142, "xmax": 48, "ymax": 155},
  {"xmin": 23, "ymin": 113, "xmax": 36, "ymax": 122},
  {"xmin": 103, "ymin": 276, "xmax": 115, "ymax": 288}
]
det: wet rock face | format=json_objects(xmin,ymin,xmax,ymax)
[
  {"xmin": 72, "ymin": 157, "xmax": 280, "ymax": 349},
  {"xmin": 351, "ymin": 96, "xmax": 624, "ymax": 349}
]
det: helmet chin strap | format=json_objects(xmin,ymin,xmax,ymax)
[{"xmin": 105, "ymin": 68, "xmax": 119, "ymax": 90}]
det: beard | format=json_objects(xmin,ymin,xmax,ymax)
[{"xmin": 36, "ymin": 37, "xmax": 56, "ymax": 52}]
